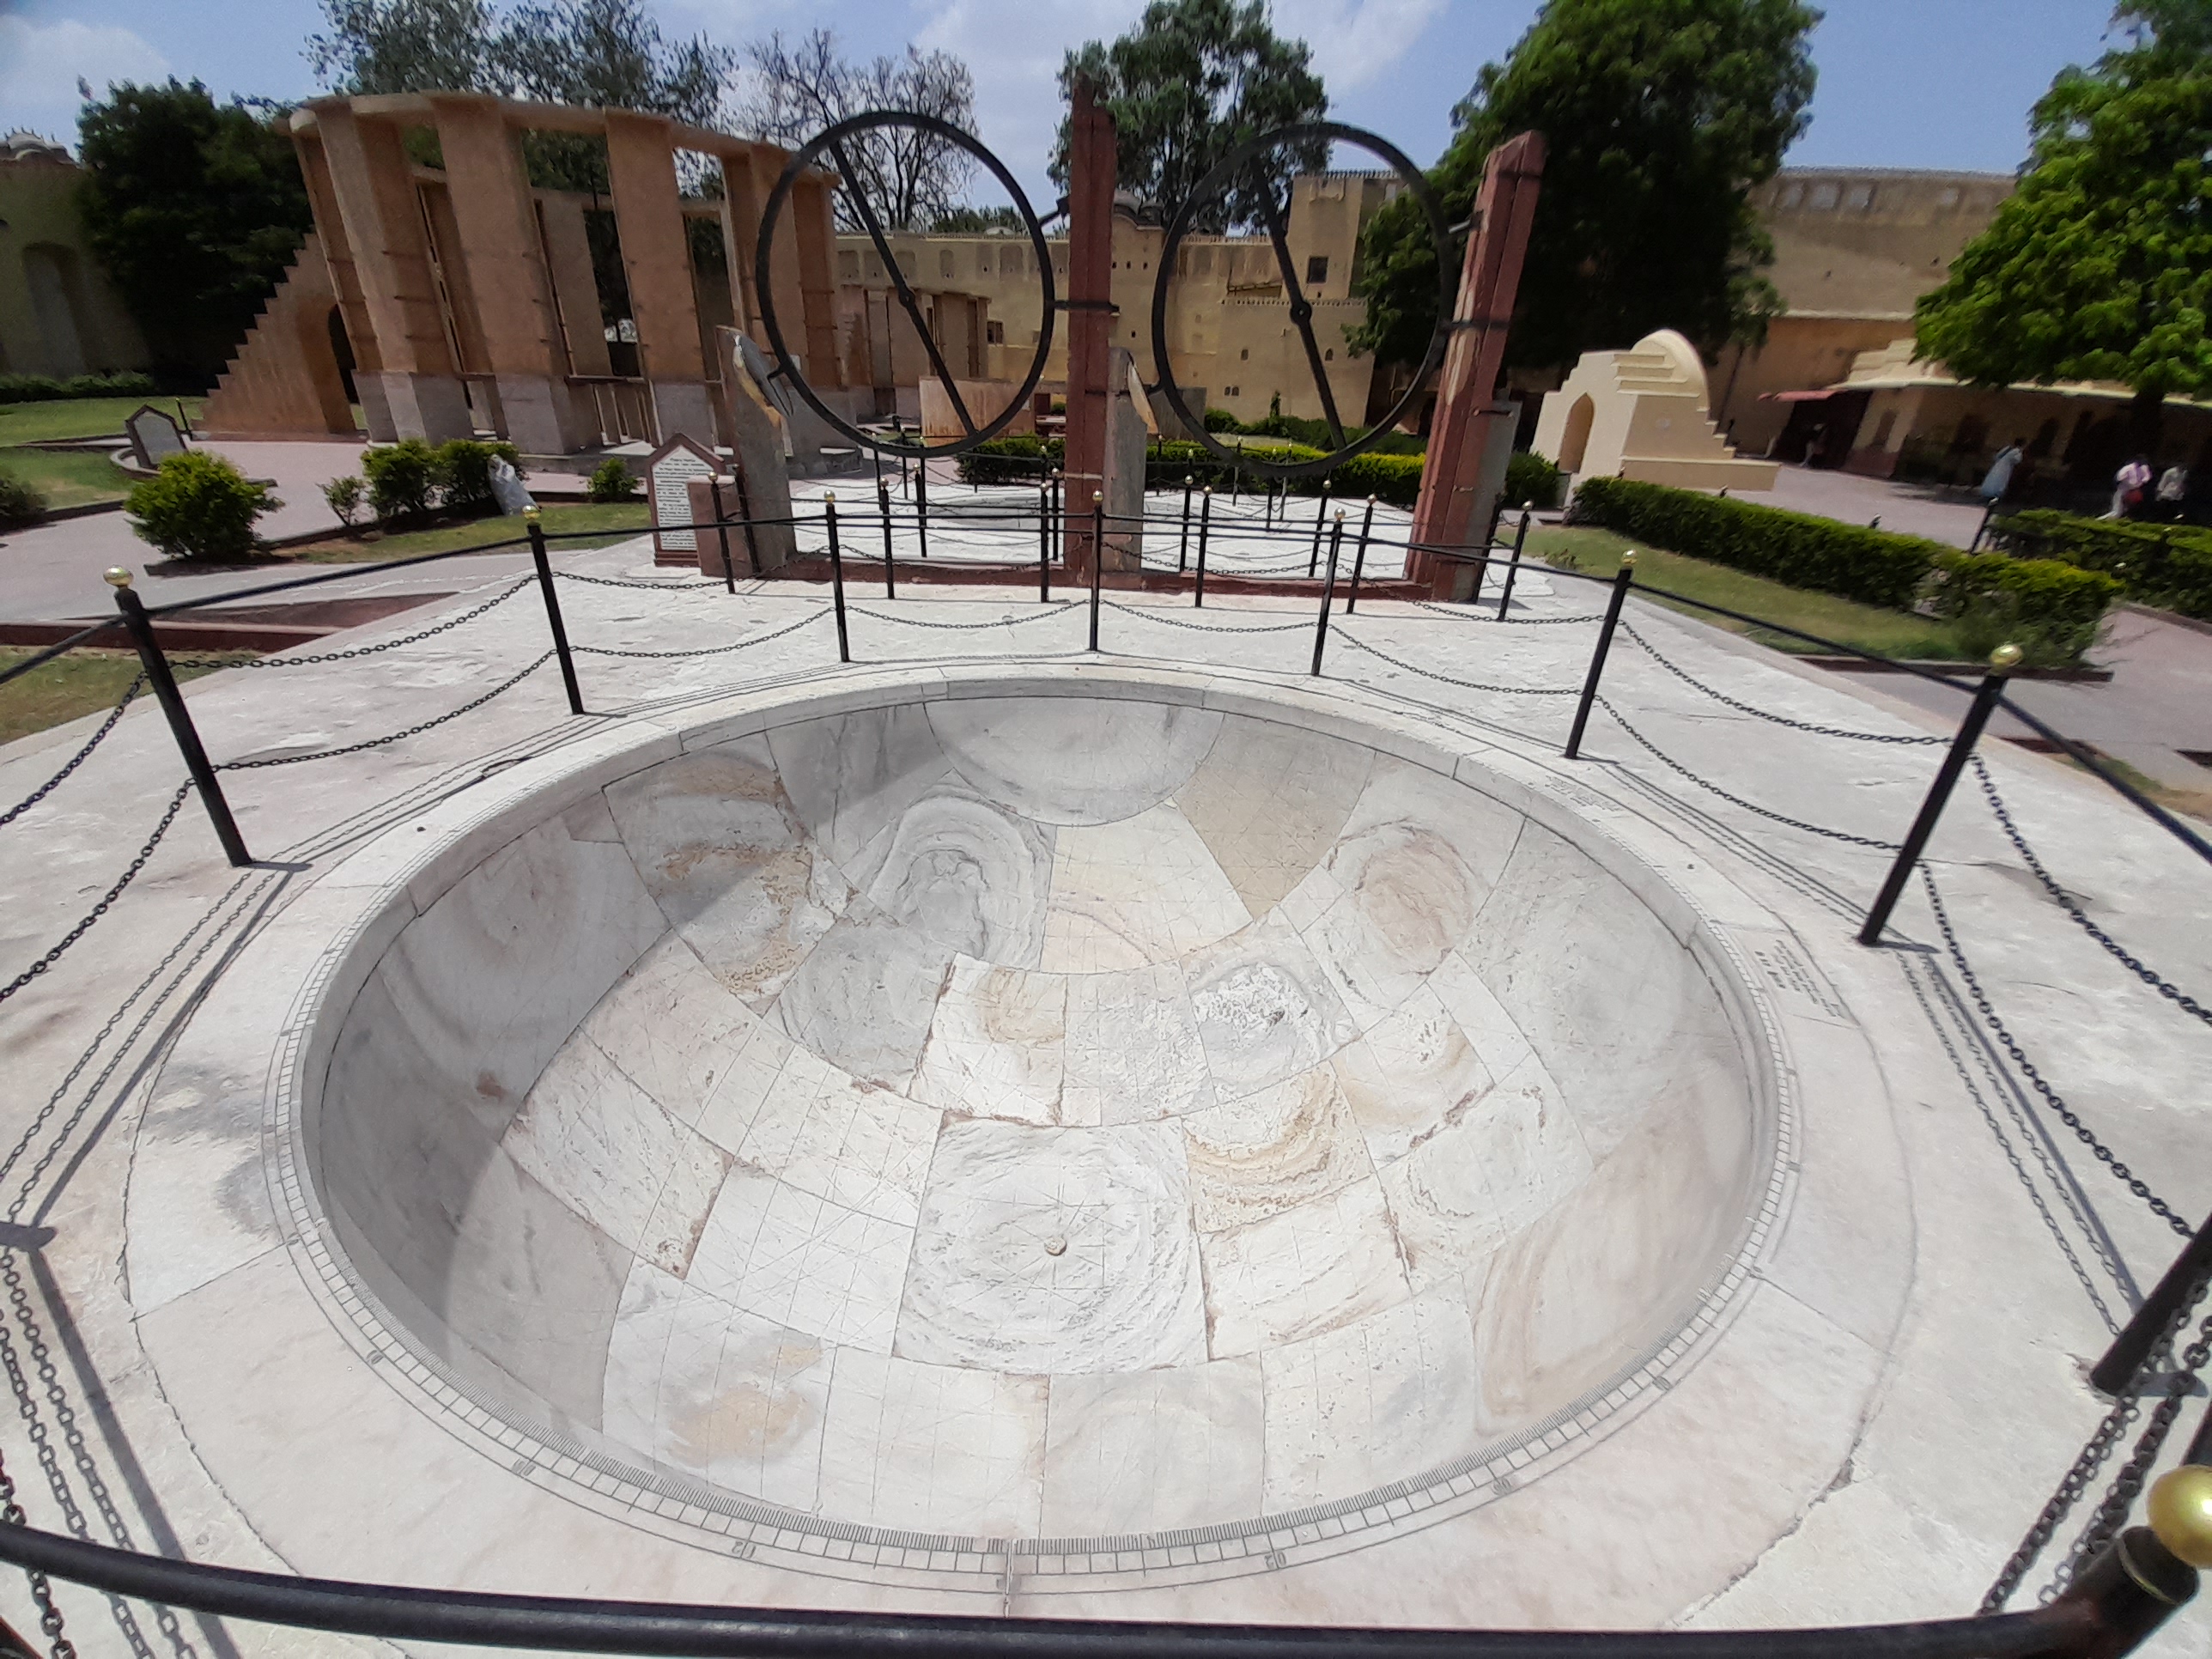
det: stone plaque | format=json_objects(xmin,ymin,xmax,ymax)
[
  {"xmin": 126, "ymin": 404, "xmax": 186, "ymax": 470},
  {"xmin": 646, "ymin": 434, "xmax": 719, "ymax": 559}
]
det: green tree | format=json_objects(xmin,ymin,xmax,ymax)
[
  {"xmin": 1913, "ymin": 1, "xmax": 2212, "ymax": 443},
  {"xmin": 1350, "ymin": 0, "xmax": 1816, "ymax": 375},
  {"xmin": 76, "ymin": 81, "xmax": 316, "ymax": 382},
  {"xmin": 1052, "ymin": 0, "xmax": 1328, "ymax": 228}
]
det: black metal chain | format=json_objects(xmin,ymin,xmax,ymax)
[
  {"xmin": 1102, "ymin": 601, "xmax": 1311, "ymax": 635},
  {"xmin": 173, "ymin": 580, "xmax": 532, "ymax": 670},
  {"xmin": 1596, "ymin": 698, "xmax": 1905, "ymax": 849},
  {"xmin": 0, "ymin": 1444, "xmax": 73, "ymax": 1659},
  {"xmin": 1921, "ymin": 866, "xmax": 2195, "ymax": 1237},
  {"xmin": 1414, "ymin": 599, "xmax": 1601, "ymax": 625},
  {"xmin": 1333, "ymin": 627, "xmax": 1580, "ymax": 692},
  {"xmin": 1621, "ymin": 624, "xmax": 1945, "ymax": 745},
  {"xmin": 850, "ymin": 605, "xmax": 1078, "ymax": 631},
  {"xmin": 1972, "ymin": 757, "xmax": 2212, "ymax": 1031},
  {"xmin": 553, "ymin": 571, "xmax": 724, "ymax": 594},
  {"xmin": 0, "ymin": 783, "xmax": 191, "ymax": 1008},
  {"xmin": 0, "ymin": 678, "xmax": 143, "ymax": 832},
  {"xmin": 217, "ymin": 653, "xmax": 554, "ymax": 769},
  {"xmin": 1984, "ymin": 1269, "xmax": 2212, "ymax": 1612},
  {"xmin": 573, "ymin": 610, "xmax": 829, "ymax": 659}
]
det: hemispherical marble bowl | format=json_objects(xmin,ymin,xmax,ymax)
[{"xmin": 295, "ymin": 667, "xmax": 1780, "ymax": 1573}]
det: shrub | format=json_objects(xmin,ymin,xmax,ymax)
[
  {"xmin": 586, "ymin": 457, "xmax": 640, "ymax": 503},
  {"xmin": 125, "ymin": 451, "xmax": 276, "ymax": 561},
  {"xmin": 433, "ymin": 439, "xmax": 523, "ymax": 510},
  {"xmin": 323, "ymin": 476, "xmax": 366, "ymax": 526},
  {"xmin": 1203, "ymin": 407, "xmax": 1240, "ymax": 432},
  {"xmin": 1504, "ymin": 450, "xmax": 1562, "ymax": 511},
  {"xmin": 362, "ymin": 439, "xmax": 439, "ymax": 520},
  {"xmin": 1567, "ymin": 476, "xmax": 2119, "ymax": 660},
  {"xmin": 1326, "ymin": 452, "xmax": 1425, "ymax": 507},
  {"xmin": 0, "ymin": 371, "xmax": 159, "ymax": 404},
  {"xmin": 1989, "ymin": 508, "xmax": 2212, "ymax": 621},
  {"xmin": 0, "ymin": 467, "xmax": 47, "ymax": 526}
]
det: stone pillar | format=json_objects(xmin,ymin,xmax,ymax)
[
  {"xmin": 537, "ymin": 195, "xmax": 613, "ymax": 378},
  {"xmin": 793, "ymin": 174, "xmax": 843, "ymax": 391},
  {"xmin": 432, "ymin": 94, "xmax": 586, "ymax": 454},
  {"xmin": 715, "ymin": 325, "xmax": 796, "ymax": 572},
  {"xmin": 1408, "ymin": 131, "xmax": 1545, "ymax": 597},
  {"xmin": 604, "ymin": 109, "xmax": 715, "ymax": 447},
  {"xmin": 308, "ymin": 99, "xmax": 473, "ymax": 442},
  {"xmin": 1102, "ymin": 349, "xmax": 1148, "ymax": 570},
  {"xmin": 1061, "ymin": 81, "xmax": 1117, "ymax": 579},
  {"xmin": 746, "ymin": 147, "xmax": 809, "ymax": 374},
  {"xmin": 292, "ymin": 130, "xmax": 389, "ymax": 436}
]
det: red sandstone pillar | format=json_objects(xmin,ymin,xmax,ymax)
[
  {"xmin": 1407, "ymin": 131, "xmax": 1545, "ymax": 596},
  {"xmin": 1061, "ymin": 82, "xmax": 1116, "ymax": 580}
]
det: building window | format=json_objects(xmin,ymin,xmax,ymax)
[
  {"xmin": 987, "ymin": 319, "xmax": 1005, "ymax": 344},
  {"xmin": 1808, "ymin": 182, "xmax": 1839, "ymax": 210},
  {"xmin": 939, "ymin": 249, "xmax": 955, "ymax": 278},
  {"xmin": 977, "ymin": 247, "xmax": 992, "ymax": 274},
  {"xmin": 1938, "ymin": 186, "xmax": 1961, "ymax": 208},
  {"xmin": 1305, "ymin": 255, "xmax": 1328, "ymax": 286},
  {"xmin": 1224, "ymin": 385, "xmax": 1239, "ymax": 397},
  {"xmin": 1778, "ymin": 182, "xmax": 1804, "ymax": 209},
  {"xmin": 1324, "ymin": 348, "xmax": 1334, "ymax": 361},
  {"xmin": 1846, "ymin": 183, "xmax": 1874, "ymax": 210},
  {"xmin": 1240, "ymin": 347, "xmax": 1249, "ymax": 360}
]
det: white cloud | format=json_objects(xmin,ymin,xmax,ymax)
[
  {"xmin": 0, "ymin": 14, "xmax": 170, "ymax": 149},
  {"xmin": 1266, "ymin": 0, "xmax": 1446, "ymax": 92}
]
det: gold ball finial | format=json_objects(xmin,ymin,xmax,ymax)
[
  {"xmin": 1335, "ymin": 509, "xmax": 1346, "ymax": 521},
  {"xmin": 2148, "ymin": 1466, "xmax": 2212, "ymax": 1568},
  {"xmin": 1620, "ymin": 550, "xmax": 1638, "ymax": 569},
  {"xmin": 521, "ymin": 504, "xmax": 541, "ymax": 523},
  {"xmin": 825, "ymin": 490, "xmax": 837, "ymax": 502},
  {"xmin": 1989, "ymin": 642, "xmax": 2023, "ymax": 672},
  {"xmin": 103, "ymin": 567, "xmax": 133, "ymax": 588}
]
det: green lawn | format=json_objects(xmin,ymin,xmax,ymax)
[
  {"xmin": 1530, "ymin": 526, "xmax": 1970, "ymax": 660},
  {"xmin": 0, "ymin": 396, "xmax": 204, "ymax": 446},
  {"xmin": 294, "ymin": 501, "xmax": 651, "ymax": 562},
  {"xmin": 0, "ymin": 647, "xmax": 254, "ymax": 746},
  {"xmin": 0, "ymin": 447, "xmax": 137, "ymax": 510}
]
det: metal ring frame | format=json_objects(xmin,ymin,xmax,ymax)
[
  {"xmin": 1149, "ymin": 122, "xmax": 1455, "ymax": 480},
  {"xmin": 756, "ymin": 111, "xmax": 1058, "ymax": 459}
]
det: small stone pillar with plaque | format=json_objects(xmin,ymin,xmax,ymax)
[
  {"xmin": 646, "ymin": 434, "xmax": 720, "ymax": 567},
  {"xmin": 125, "ymin": 404, "xmax": 188, "ymax": 471}
]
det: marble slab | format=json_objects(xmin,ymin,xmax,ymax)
[
  {"xmin": 1061, "ymin": 961, "xmax": 1215, "ymax": 1125},
  {"xmin": 908, "ymin": 955, "xmax": 1066, "ymax": 1126},
  {"xmin": 1304, "ymin": 817, "xmax": 1492, "ymax": 1028},
  {"xmin": 770, "ymin": 897, "xmax": 958, "ymax": 1089},
  {"xmin": 686, "ymin": 1164, "xmax": 913, "ymax": 1352},
  {"xmin": 1198, "ymin": 1176, "xmax": 1411, "ymax": 1357},
  {"xmin": 844, "ymin": 779, "xmax": 1055, "ymax": 968},
  {"xmin": 503, "ymin": 1033, "xmax": 733, "ymax": 1275},
  {"xmin": 602, "ymin": 1261, "xmax": 833, "ymax": 1509},
  {"xmin": 1039, "ymin": 801, "xmax": 1252, "ymax": 973},
  {"xmin": 733, "ymin": 1054, "xmax": 941, "ymax": 1228},
  {"xmin": 928, "ymin": 697, "xmax": 1223, "ymax": 825},
  {"xmin": 895, "ymin": 1120, "xmax": 1207, "ymax": 1374},
  {"xmin": 1181, "ymin": 1065, "xmax": 1375, "ymax": 1233},
  {"xmin": 1040, "ymin": 1360, "xmax": 1265, "ymax": 1537},
  {"xmin": 1331, "ymin": 984, "xmax": 1496, "ymax": 1168},
  {"xmin": 605, "ymin": 738, "xmax": 851, "ymax": 1006},
  {"xmin": 1183, "ymin": 915, "xmax": 1358, "ymax": 1099},
  {"xmin": 575, "ymin": 933, "xmax": 767, "ymax": 1128},
  {"xmin": 767, "ymin": 703, "xmax": 953, "ymax": 874},
  {"xmin": 1175, "ymin": 715, "xmax": 1373, "ymax": 915},
  {"xmin": 1259, "ymin": 1289, "xmax": 1478, "ymax": 1513},
  {"xmin": 815, "ymin": 1349, "xmax": 1048, "ymax": 1538}
]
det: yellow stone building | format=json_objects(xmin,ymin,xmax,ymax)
[{"xmin": 0, "ymin": 131, "xmax": 149, "ymax": 379}]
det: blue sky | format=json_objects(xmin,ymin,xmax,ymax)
[{"xmin": 1, "ymin": 0, "xmax": 2117, "ymax": 204}]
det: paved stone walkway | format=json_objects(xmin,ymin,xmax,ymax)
[{"xmin": 0, "ymin": 514, "xmax": 2207, "ymax": 1654}]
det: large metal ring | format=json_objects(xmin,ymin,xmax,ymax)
[
  {"xmin": 756, "ymin": 111, "xmax": 1058, "ymax": 459},
  {"xmin": 1149, "ymin": 122, "xmax": 1453, "ymax": 480}
]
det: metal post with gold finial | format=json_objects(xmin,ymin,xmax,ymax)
[
  {"xmin": 105, "ymin": 566, "xmax": 251, "ymax": 867},
  {"xmin": 1858, "ymin": 641, "xmax": 2023, "ymax": 945},
  {"xmin": 523, "ymin": 506, "xmax": 584, "ymax": 715},
  {"xmin": 1564, "ymin": 550, "xmax": 1636, "ymax": 760}
]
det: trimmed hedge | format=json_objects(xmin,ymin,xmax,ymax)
[
  {"xmin": 0, "ymin": 371, "xmax": 159, "ymax": 404},
  {"xmin": 1567, "ymin": 475, "xmax": 2120, "ymax": 663},
  {"xmin": 0, "ymin": 466, "xmax": 46, "ymax": 526},
  {"xmin": 1988, "ymin": 508, "xmax": 2212, "ymax": 622}
]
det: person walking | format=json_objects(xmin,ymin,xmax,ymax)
[
  {"xmin": 2156, "ymin": 461, "xmax": 2189, "ymax": 522},
  {"xmin": 2107, "ymin": 454, "xmax": 2154, "ymax": 519},
  {"xmin": 1978, "ymin": 438, "xmax": 2025, "ymax": 505}
]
